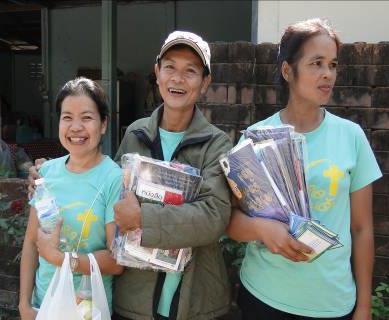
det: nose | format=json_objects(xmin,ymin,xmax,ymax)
[
  {"xmin": 69, "ymin": 119, "xmax": 83, "ymax": 131},
  {"xmin": 323, "ymin": 65, "xmax": 334, "ymax": 79},
  {"xmin": 171, "ymin": 70, "xmax": 184, "ymax": 83}
]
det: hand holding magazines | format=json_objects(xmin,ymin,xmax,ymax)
[
  {"xmin": 220, "ymin": 126, "xmax": 342, "ymax": 261},
  {"xmin": 112, "ymin": 153, "xmax": 202, "ymax": 271}
]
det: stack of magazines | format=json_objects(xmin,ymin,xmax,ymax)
[
  {"xmin": 112, "ymin": 153, "xmax": 203, "ymax": 271},
  {"xmin": 220, "ymin": 126, "xmax": 342, "ymax": 261}
]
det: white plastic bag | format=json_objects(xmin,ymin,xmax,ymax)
[{"xmin": 36, "ymin": 252, "xmax": 110, "ymax": 320}]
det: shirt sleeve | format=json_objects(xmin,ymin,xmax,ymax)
[
  {"xmin": 350, "ymin": 125, "xmax": 382, "ymax": 193},
  {"xmin": 104, "ymin": 168, "xmax": 122, "ymax": 224}
]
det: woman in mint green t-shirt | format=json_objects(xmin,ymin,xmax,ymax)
[
  {"xmin": 19, "ymin": 78, "xmax": 124, "ymax": 320},
  {"xmin": 227, "ymin": 18, "xmax": 382, "ymax": 320}
]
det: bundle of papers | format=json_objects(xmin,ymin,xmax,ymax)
[
  {"xmin": 220, "ymin": 126, "xmax": 342, "ymax": 261},
  {"xmin": 112, "ymin": 153, "xmax": 202, "ymax": 271}
]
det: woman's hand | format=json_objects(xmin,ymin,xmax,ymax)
[
  {"xmin": 27, "ymin": 158, "xmax": 47, "ymax": 199},
  {"xmin": 19, "ymin": 303, "xmax": 37, "ymax": 320},
  {"xmin": 36, "ymin": 220, "xmax": 64, "ymax": 266},
  {"xmin": 259, "ymin": 219, "xmax": 312, "ymax": 262},
  {"xmin": 114, "ymin": 191, "xmax": 141, "ymax": 233}
]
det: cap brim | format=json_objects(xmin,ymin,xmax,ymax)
[{"xmin": 158, "ymin": 38, "xmax": 209, "ymax": 71}]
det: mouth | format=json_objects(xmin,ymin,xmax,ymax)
[
  {"xmin": 318, "ymin": 85, "xmax": 333, "ymax": 94},
  {"xmin": 67, "ymin": 137, "xmax": 88, "ymax": 145},
  {"xmin": 168, "ymin": 88, "xmax": 187, "ymax": 96}
]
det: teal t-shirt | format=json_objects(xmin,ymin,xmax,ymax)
[
  {"xmin": 157, "ymin": 127, "xmax": 185, "ymax": 317},
  {"xmin": 240, "ymin": 110, "xmax": 382, "ymax": 317},
  {"xmin": 31, "ymin": 155, "xmax": 122, "ymax": 312}
]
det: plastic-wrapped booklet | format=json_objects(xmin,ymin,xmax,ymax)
[
  {"xmin": 221, "ymin": 126, "xmax": 342, "ymax": 261},
  {"xmin": 112, "ymin": 153, "xmax": 202, "ymax": 272},
  {"xmin": 219, "ymin": 139, "xmax": 290, "ymax": 222}
]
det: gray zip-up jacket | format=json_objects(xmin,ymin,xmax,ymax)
[{"xmin": 113, "ymin": 105, "xmax": 232, "ymax": 320}]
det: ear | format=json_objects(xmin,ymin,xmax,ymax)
[
  {"xmin": 154, "ymin": 63, "xmax": 160, "ymax": 85},
  {"xmin": 200, "ymin": 75, "xmax": 212, "ymax": 95},
  {"xmin": 101, "ymin": 117, "xmax": 108, "ymax": 135},
  {"xmin": 281, "ymin": 61, "xmax": 291, "ymax": 83}
]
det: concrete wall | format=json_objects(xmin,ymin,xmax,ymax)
[{"xmin": 256, "ymin": 1, "xmax": 389, "ymax": 43}]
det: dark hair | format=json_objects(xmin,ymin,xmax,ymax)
[
  {"xmin": 55, "ymin": 77, "xmax": 109, "ymax": 121},
  {"xmin": 276, "ymin": 18, "xmax": 340, "ymax": 98},
  {"xmin": 157, "ymin": 44, "xmax": 210, "ymax": 77}
]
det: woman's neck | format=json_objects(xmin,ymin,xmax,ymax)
[
  {"xmin": 66, "ymin": 150, "xmax": 103, "ymax": 173},
  {"xmin": 160, "ymin": 105, "xmax": 194, "ymax": 132},
  {"xmin": 281, "ymin": 99, "xmax": 324, "ymax": 133}
]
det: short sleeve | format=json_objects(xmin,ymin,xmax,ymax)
[
  {"xmin": 350, "ymin": 126, "xmax": 382, "ymax": 193},
  {"xmin": 104, "ymin": 168, "xmax": 122, "ymax": 224}
]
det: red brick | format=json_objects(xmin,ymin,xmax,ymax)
[
  {"xmin": 211, "ymin": 63, "xmax": 230, "ymax": 83},
  {"xmin": 328, "ymin": 86, "xmax": 371, "ymax": 107},
  {"xmin": 209, "ymin": 42, "xmax": 229, "ymax": 63},
  {"xmin": 255, "ymin": 43, "xmax": 278, "ymax": 64},
  {"xmin": 372, "ymin": 88, "xmax": 389, "ymax": 108},
  {"xmin": 199, "ymin": 104, "xmax": 252, "ymax": 126},
  {"xmin": 372, "ymin": 42, "xmax": 389, "ymax": 65},
  {"xmin": 374, "ymin": 215, "xmax": 389, "ymax": 235},
  {"xmin": 338, "ymin": 43, "xmax": 374, "ymax": 65},
  {"xmin": 375, "ymin": 151, "xmax": 389, "ymax": 173},
  {"xmin": 374, "ymin": 194, "xmax": 389, "ymax": 216},
  {"xmin": 227, "ymin": 85, "xmax": 237, "ymax": 104},
  {"xmin": 255, "ymin": 64, "xmax": 277, "ymax": 85},
  {"xmin": 324, "ymin": 107, "xmax": 348, "ymax": 118},
  {"xmin": 374, "ymin": 174, "xmax": 389, "ymax": 194},
  {"xmin": 254, "ymin": 104, "xmax": 283, "ymax": 122},
  {"xmin": 371, "ymin": 109, "xmax": 389, "ymax": 130},
  {"xmin": 345, "ymin": 108, "xmax": 374, "ymax": 129},
  {"xmin": 203, "ymin": 84, "xmax": 228, "ymax": 103},
  {"xmin": 254, "ymin": 85, "xmax": 280, "ymax": 105},
  {"xmin": 375, "ymin": 235, "xmax": 389, "ymax": 257},
  {"xmin": 373, "ymin": 66, "xmax": 389, "ymax": 86},
  {"xmin": 374, "ymin": 256, "xmax": 389, "ymax": 277},
  {"xmin": 228, "ymin": 41, "xmax": 255, "ymax": 62},
  {"xmin": 336, "ymin": 65, "xmax": 374, "ymax": 86},
  {"xmin": 241, "ymin": 85, "xmax": 254, "ymax": 104},
  {"xmin": 372, "ymin": 130, "xmax": 389, "ymax": 151}
]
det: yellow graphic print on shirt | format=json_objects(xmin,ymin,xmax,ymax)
[
  {"xmin": 308, "ymin": 159, "xmax": 345, "ymax": 213},
  {"xmin": 77, "ymin": 208, "xmax": 98, "ymax": 239},
  {"xmin": 58, "ymin": 202, "xmax": 100, "ymax": 251}
]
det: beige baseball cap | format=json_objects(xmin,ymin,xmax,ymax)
[{"xmin": 157, "ymin": 30, "xmax": 211, "ymax": 74}]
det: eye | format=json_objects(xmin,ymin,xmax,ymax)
[
  {"xmin": 163, "ymin": 64, "xmax": 174, "ymax": 70},
  {"xmin": 61, "ymin": 115, "xmax": 72, "ymax": 121},
  {"xmin": 311, "ymin": 61, "xmax": 322, "ymax": 67},
  {"xmin": 330, "ymin": 62, "xmax": 338, "ymax": 69},
  {"xmin": 82, "ymin": 116, "xmax": 93, "ymax": 121}
]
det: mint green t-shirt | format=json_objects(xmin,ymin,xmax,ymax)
[
  {"xmin": 240, "ymin": 110, "xmax": 382, "ymax": 317},
  {"xmin": 31, "ymin": 155, "xmax": 122, "ymax": 312},
  {"xmin": 157, "ymin": 127, "xmax": 185, "ymax": 317}
]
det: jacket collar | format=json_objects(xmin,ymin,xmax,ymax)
[{"xmin": 136, "ymin": 104, "xmax": 213, "ymax": 144}]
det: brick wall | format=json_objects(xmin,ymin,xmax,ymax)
[{"xmin": 199, "ymin": 41, "xmax": 389, "ymax": 287}]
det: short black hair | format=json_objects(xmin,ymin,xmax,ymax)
[{"xmin": 55, "ymin": 77, "xmax": 109, "ymax": 121}]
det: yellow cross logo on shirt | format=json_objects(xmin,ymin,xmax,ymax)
[
  {"xmin": 77, "ymin": 209, "xmax": 98, "ymax": 239},
  {"xmin": 323, "ymin": 165, "xmax": 344, "ymax": 197}
]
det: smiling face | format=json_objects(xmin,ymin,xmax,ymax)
[
  {"xmin": 155, "ymin": 47, "xmax": 211, "ymax": 113},
  {"xmin": 59, "ymin": 94, "xmax": 107, "ymax": 158},
  {"xmin": 283, "ymin": 34, "xmax": 338, "ymax": 107}
]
